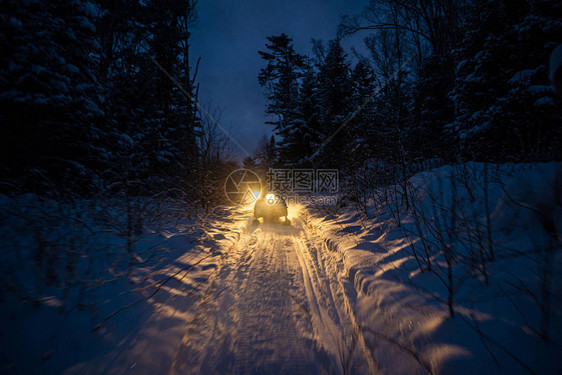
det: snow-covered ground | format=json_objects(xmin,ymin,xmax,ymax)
[
  {"xmin": 1, "ymin": 162, "xmax": 561, "ymax": 374},
  {"xmin": 171, "ymin": 204, "xmax": 376, "ymax": 374},
  {"xmin": 0, "ymin": 199, "xmax": 243, "ymax": 374},
  {"xmin": 305, "ymin": 162, "xmax": 562, "ymax": 374}
]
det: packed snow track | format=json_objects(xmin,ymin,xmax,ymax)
[{"xmin": 171, "ymin": 205, "xmax": 374, "ymax": 374}]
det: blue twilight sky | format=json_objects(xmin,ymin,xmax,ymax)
[{"xmin": 190, "ymin": 0, "xmax": 368, "ymax": 160}]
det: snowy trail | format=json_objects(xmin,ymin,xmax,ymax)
[
  {"xmin": 8, "ymin": 163, "xmax": 559, "ymax": 375},
  {"xmin": 171, "ymin": 205, "xmax": 372, "ymax": 374}
]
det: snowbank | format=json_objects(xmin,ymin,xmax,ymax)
[
  {"xmin": 0, "ymin": 197, "xmax": 247, "ymax": 373},
  {"xmin": 305, "ymin": 162, "xmax": 562, "ymax": 374}
]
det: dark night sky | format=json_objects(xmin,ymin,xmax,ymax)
[{"xmin": 190, "ymin": 0, "xmax": 367, "ymax": 160}]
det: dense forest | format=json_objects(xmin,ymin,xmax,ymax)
[
  {"xmin": 257, "ymin": 0, "xmax": 561, "ymax": 176},
  {"xmin": 0, "ymin": 0, "xmax": 237, "ymax": 206},
  {"xmin": 1, "ymin": 0, "xmax": 560, "ymax": 202}
]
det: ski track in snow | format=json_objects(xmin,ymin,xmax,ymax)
[
  {"xmin": 7, "ymin": 163, "xmax": 560, "ymax": 374},
  {"xmin": 171, "ymin": 206, "xmax": 371, "ymax": 374}
]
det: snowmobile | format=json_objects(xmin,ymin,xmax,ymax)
[{"xmin": 253, "ymin": 192, "xmax": 291, "ymax": 225}]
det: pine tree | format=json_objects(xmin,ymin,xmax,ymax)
[
  {"xmin": 0, "ymin": 0, "xmax": 103, "ymax": 194},
  {"xmin": 258, "ymin": 34, "xmax": 306, "ymax": 165},
  {"xmin": 289, "ymin": 64, "xmax": 323, "ymax": 166},
  {"xmin": 95, "ymin": 0, "xmax": 201, "ymax": 197},
  {"xmin": 243, "ymin": 156, "xmax": 257, "ymax": 170},
  {"xmin": 448, "ymin": 0, "xmax": 562, "ymax": 161},
  {"xmin": 316, "ymin": 39, "xmax": 353, "ymax": 168},
  {"xmin": 349, "ymin": 60, "xmax": 377, "ymax": 164},
  {"xmin": 255, "ymin": 135, "xmax": 277, "ymax": 172}
]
